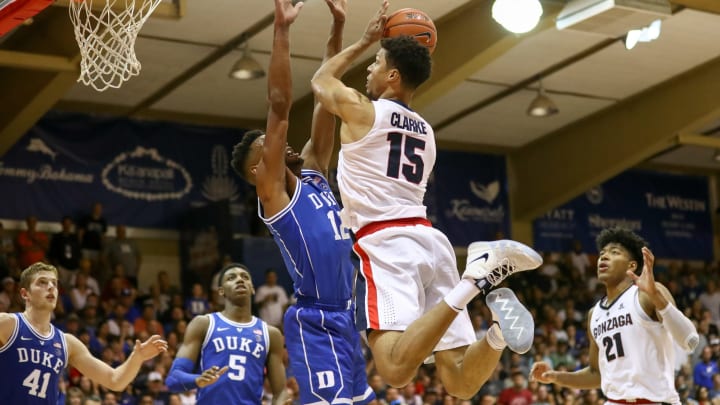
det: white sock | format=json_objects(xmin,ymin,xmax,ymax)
[
  {"xmin": 444, "ymin": 279, "xmax": 481, "ymax": 312},
  {"xmin": 485, "ymin": 322, "xmax": 507, "ymax": 351}
]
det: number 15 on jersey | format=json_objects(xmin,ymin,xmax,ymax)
[{"xmin": 386, "ymin": 132, "xmax": 426, "ymax": 184}]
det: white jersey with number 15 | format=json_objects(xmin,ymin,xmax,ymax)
[{"xmin": 337, "ymin": 98, "xmax": 436, "ymax": 232}]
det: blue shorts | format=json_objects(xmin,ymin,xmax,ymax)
[{"xmin": 284, "ymin": 303, "xmax": 375, "ymax": 405}]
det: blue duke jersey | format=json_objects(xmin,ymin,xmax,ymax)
[
  {"xmin": 337, "ymin": 98, "xmax": 435, "ymax": 231},
  {"xmin": 197, "ymin": 313, "xmax": 269, "ymax": 405},
  {"xmin": 0, "ymin": 313, "xmax": 68, "ymax": 404},
  {"xmin": 261, "ymin": 170, "xmax": 375, "ymax": 405},
  {"xmin": 261, "ymin": 169, "xmax": 353, "ymax": 303}
]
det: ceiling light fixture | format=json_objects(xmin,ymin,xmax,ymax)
[
  {"xmin": 713, "ymin": 149, "xmax": 720, "ymax": 163},
  {"xmin": 229, "ymin": 42, "xmax": 265, "ymax": 80},
  {"xmin": 492, "ymin": 0, "xmax": 544, "ymax": 34},
  {"xmin": 624, "ymin": 19, "xmax": 662, "ymax": 50},
  {"xmin": 527, "ymin": 78, "xmax": 558, "ymax": 117}
]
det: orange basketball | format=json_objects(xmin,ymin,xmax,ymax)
[{"xmin": 383, "ymin": 8, "xmax": 437, "ymax": 55}]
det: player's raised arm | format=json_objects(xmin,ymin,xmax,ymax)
[
  {"xmin": 67, "ymin": 333, "xmax": 167, "ymax": 391},
  {"xmin": 631, "ymin": 247, "xmax": 699, "ymax": 351},
  {"xmin": 255, "ymin": 0, "xmax": 303, "ymax": 214},
  {"xmin": 301, "ymin": 0, "xmax": 346, "ymax": 174},
  {"xmin": 311, "ymin": 0, "xmax": 387, "ymax": 126}
]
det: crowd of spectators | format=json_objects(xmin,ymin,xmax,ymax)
[{"xmin": 0, "ymin": 210, "xmax": 718, "ymax": 405}]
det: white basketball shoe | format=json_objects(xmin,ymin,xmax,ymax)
[
  {"xmin": 462, "ymin": 239, "xmax": 542, "ymax": 293},
  {"xmin": 486, "ymin": 288, "xmax": 534, "ymax": 354}
]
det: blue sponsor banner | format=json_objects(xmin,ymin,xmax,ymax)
[
  {"xmin": 533, "ymin": 170, "xmax": 712, "ymax": 260},
  {"xmin": 0, "ymin": 112, "xmax": 253, "ymax": 230},
  {"xmin": 427, "ymin": 151, "xmax": 510, "ymax": 246}
]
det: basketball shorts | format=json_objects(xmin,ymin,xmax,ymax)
[
  {"xmin": 353, "ymin": 220, "xmax": 476, "ymax": 352},
  {"xmin": 284, "ymin": 304, "xmax": 375, "ymax": 405}
]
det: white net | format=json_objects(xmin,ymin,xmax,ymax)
[{"xmin": 68, "ymin": 0, "xmax": 163, "ymax": 91}]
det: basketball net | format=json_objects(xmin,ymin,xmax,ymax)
[{"xmin": 68, "ymin": 0, "xmax": 163, "ymax": 91}]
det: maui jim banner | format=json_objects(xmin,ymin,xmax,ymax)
[
  {"xmin": 1, "ymin": 112, "xmax": 253, "ymax": 230},
  {"xmin": 533, "ymin": 170, "xmax": 712, "ymax": 260},
  {"xmin": 427, "ymin": 151, "xmax": 510, "ymax": 246}
]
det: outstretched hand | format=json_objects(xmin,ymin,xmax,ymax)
[
  {"xmin": 274, "ymin": 0, "xmax": 304, "ymax": 26},
  {"xmin": 324, "ymin": 0, "xmax": 347, "ymax": 23},
  {"xmin": 530, "ymin": 361, "xmax": 558, "ymax": 384},
  {"xmin": 196, "ymin": 365, "xmax": 229, "ymax": 388},
  {"xmin": 133, "ymin": 335, "xmax": 168, "ymax": 360},
  {"xmin": 362, "ymin": 0, "xmax": 388, "ymax": 44},
  {"xmin": 627, "ymin": 247, "xmax": 658, "ymax": 296}
]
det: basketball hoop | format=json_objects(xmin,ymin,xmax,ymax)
[{"xmin": 68, "ymin": 0, "xmax": 163, "ymax": 91}]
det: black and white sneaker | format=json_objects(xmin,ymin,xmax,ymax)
[{"xmin": 462, "ymin": 240, "xmax": 542, "ymax": 294}]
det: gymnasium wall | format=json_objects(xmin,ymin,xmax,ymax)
[{"xmin": 0, "ymin": 112, "xmax": 715, "ymax": 293}]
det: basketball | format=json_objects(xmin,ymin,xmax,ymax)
[{"xmin": 383, "ymin": 8, "xmax": 437, "ymax": 55}]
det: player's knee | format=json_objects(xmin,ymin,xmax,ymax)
[
  {"xmin": 368, "ymin": 332, "xmax": 417, "ymax": 387},
  {"xmin": 376, "ymin": 364, "xmax": 415, "ymax": 388},
  {"xmin": 383, "ymin": 373, "xmax": 414, "ymax": 388},
  {"xmin": 442, "ymin": 380, "xmax": 476, "ymax": 400}
]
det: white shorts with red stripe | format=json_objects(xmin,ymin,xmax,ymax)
[{"xmin": 353, "ymin": 218, "xmax": 476, "ymax": 352}]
